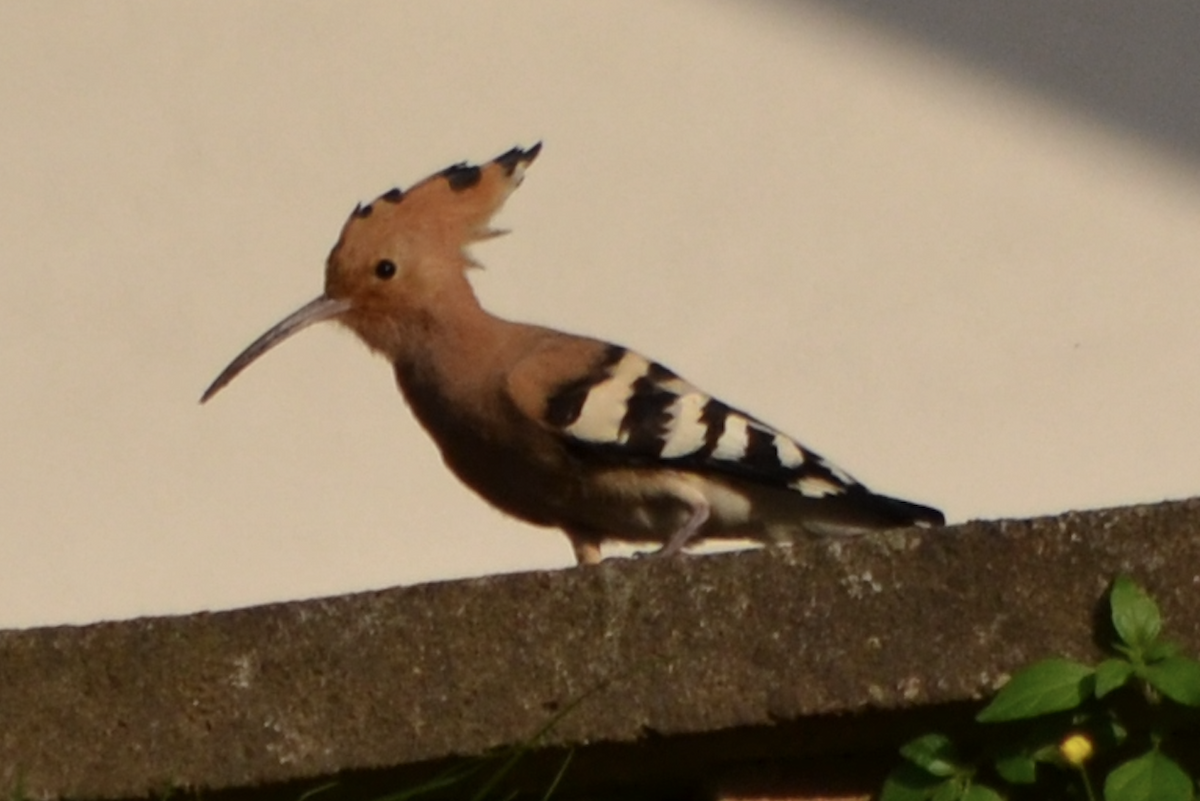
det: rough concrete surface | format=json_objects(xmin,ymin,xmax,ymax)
[{"xmin": 3, "ymin": 499, "xmax": 1200, "ymax": 800}]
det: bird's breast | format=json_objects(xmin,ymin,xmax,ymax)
[{"xmin": 391, "ymin": 357, "xmax": 582, "ymax": 527}]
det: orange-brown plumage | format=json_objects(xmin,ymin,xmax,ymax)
[{"xmin": 203, "ymin": 144, "xmax": 944, "ymax": 565}]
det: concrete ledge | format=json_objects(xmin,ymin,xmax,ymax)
[{"xmin": 4, "ymin": 499, "xmax": 1200, "ymax": 800}]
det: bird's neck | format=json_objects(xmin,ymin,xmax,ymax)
[{"xmin": 388, "ymin": 272, "xmax": 523, "ymax": 413}]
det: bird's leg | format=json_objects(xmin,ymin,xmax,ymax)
[
  {"xmin": 566, "ymin": 530, "xmax": 604, "ymax": 566},
  {"xmin": 654, "ymin": 496, "xmax": 711, "ymax": 559}
]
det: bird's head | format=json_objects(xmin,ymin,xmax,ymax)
[{"xmin": 200, "ymin": 143, "xmax": 541, "ymax": 403}]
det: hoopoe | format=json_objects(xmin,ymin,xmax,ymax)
[{"xmin": 202, "ymin": 144, "xmax": 945, "ymax": 565}]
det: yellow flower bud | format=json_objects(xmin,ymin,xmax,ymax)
[{"xmin": 1060, "ymin": 733, "xmax": 1094, "ymax": 766}]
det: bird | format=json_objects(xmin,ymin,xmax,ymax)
[{"xmin": 202, "ymin": 144, "xmax": 944, "ymax": 565}]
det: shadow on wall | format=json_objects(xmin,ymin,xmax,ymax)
[{"xmin": 772, "ymin": 0, "xmax": 1200, "ymax": 163}]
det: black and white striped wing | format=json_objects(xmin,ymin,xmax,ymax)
[{"xmin": 541, "ymin": 344, "xmax": 863, "ymax": 501}]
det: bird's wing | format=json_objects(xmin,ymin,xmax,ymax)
[{"xmin": 505, "ymin": 336, "xmax": 940, "ymax": 526}]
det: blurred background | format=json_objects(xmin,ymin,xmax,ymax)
[{"xmin": 2, "ymin": 2, "xmax": 1198, "ymax": 628}]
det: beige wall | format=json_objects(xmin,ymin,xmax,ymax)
[{"xmin": 3, "ymin": 2, "xmax": 1198, "ymax": 627}]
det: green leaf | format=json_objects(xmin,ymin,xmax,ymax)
[
  {"xmin": 1096, "ymin": 658, "xmax": 1136, "ymax": 698},
  {"xmin": 1030, "ymin": 743, "xmax": 1063, "ymax": 763},
  {"xmin": 1142, "ymin": 656, "xmax": 1200, "ymax": 707},
  {"xmin": 932, "ymin": 779, "xmax": 966, "ymax": 801},
  {"xmin": 880, "ymin": 762, "xmax": 949, "ymax": 801},
  {"xmin": 1111, "ymin": 576, "xmax": 1162, "ymax": 652},
  {"xmin": 1144, "ymin": 640, "xmax": 1181, "ymax": 662},
  {"xmin": 994, "ymin": 752, "xmax": 1038, "ymax": 784},
  {"xmin": 977, "ymin": 659, "xmax": 1095, "ymax": 722},
  {"xmin": 962, "ymin": 784, "xmax": 1005, "ymax": 801},
  {"xmin": 900, "ymin": 733, "xmax": 963, "ymax": 777},
  {"xmin": 1104, "ymin": 750, "xmax": 1194, "ymax": 801}
]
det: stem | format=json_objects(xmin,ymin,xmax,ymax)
[
  {"xmin": 1077, "ymin": 766, "xmax": 1098, "ymax": 801},
  {"xmin": 1138, "ymin": 674, "xmax": 1161, "ymax": 706}
]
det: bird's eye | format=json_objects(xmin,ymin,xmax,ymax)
[{"xmin": 375, "ymin": 260, "xmax": 397, "ymax": 280}]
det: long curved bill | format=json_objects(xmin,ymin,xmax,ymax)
[{"xmin": 200, "ymin": 295, "xmax": 352, "ymax": 403}]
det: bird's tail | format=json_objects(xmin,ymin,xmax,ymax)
[
  {"xmin": 808, "ymin": 485, "xmax": 946, "ymax": 533},
  {"xmin": 869, "ymin": 492, "xmax": 946, "ymax": 527}
]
